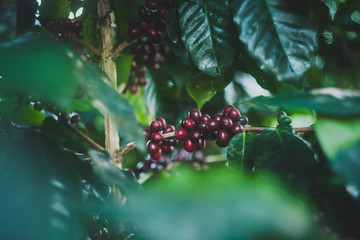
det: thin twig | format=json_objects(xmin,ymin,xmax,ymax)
[
  {"xmin": 68, "ymin": 124, "xmax": 105, "ymax": 151},
  {"xmin": 112, "ymin": 40, "xmax": 132, "ymax": 60},
  {"xmin": 70, "ymin": 35, "xmax": 102, "ymax": 56},
  {"xmin": 160, "ymin": 126, "xmax": 314, "ymax": 139}
]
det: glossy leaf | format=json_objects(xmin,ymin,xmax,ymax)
[
  {"xmin": 166, "ymin": 8, "xmax": 181, "ymax": 45},
  {"xmin": 0, "ymin": 127, "xmax": 85, "ymax": 239},
  {"xmin": 122, "ymin": 169, "xmax": 315, "ymax": 240},
  {"xmin": 251, "ymin": 127, "xmax": 318, "ymax": 193},
  {"xmin": 227, "ymin": 133, "xmax": 254, "ymax": 172},
  {"xmin": 231, "ymin": 0, "xmax": 318, "ymax": 82},
  {"xmin": 252, "ymin": 88, "xmax": 360, "ymax": 117},
  {"xmin": 116, "ymin": 53, "xmax": 134, "ymax": 86},
  {"xmin": 124, "ymin": 88, "xmax": 154, "ymax": 126},
  {"xmin": 315, "ymin": 117, "xmax": 360, "ymax": 160},
  {"xmin": 178, "ymin": 0, "xmax": 235, "ymax": 77}
]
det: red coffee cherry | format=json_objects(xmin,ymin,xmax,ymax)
[
  {"xmin": 197, "ymin": 121, "xmax": 208, "ymax": 134},
  {"xmin": 182, "ymin": 117, "xmax": 196, "ymax": 131},
  {"xmin": 128, "ymin": 25, "xmax": 141, "ymax": 40},
  {"xmin": 207, "ymin": 120, "xmax": 220, "ymax": 131},
  {"xmin": 200, "ymin": 114, "xmax": 211, "ymax": 122},
  {"xmin": 150, "ymin": 120, "xmax": 162, "ymax": 132},
  {"xmin": 204, "ymin": 131, "xmax": 217, "ymax": 141},
  {"xmin": 196, "ymin": 138, "xmax": 206, "ymax": 150},
  {"xmin": 155, "ymin": 117, "xmax": 166, "ymax": 130},
  {"xmin": 147, "ymin": 141, "xmax": 160, "ymax": 154},
  {"xmin": 161, "ymin": 145, "xmax": 174, "ymax": 154},
  {"xmin": 145, "ymin": 0, "xmax": 159, "ymax": 10},
  {"xmin": 189, "ymin": 130, "xmax": 201, "ymax": 142},
  {"xmin": 163, "ymin": 125, "xmax": 175, "ymax": 133},
  {"xmin": 189, "ymin": 108, "xmax": 202, "ymax": 122},
  {"xmin": 151, "ymin": 149, "xmax": 162, "ymax": 160},
  {"xmin": 222, "ymin": 104, "xmax": 234, "ymax": 115},
  {"xmin": 147, "ymin": 27, "xmax": 162, "ymax": 43},
  {"xmin": 143, "ymin": 129, "xmax": 151, "ymax": 139},
  {"xmin": 163, "ymin": 137, "xmax": 178, "ymax": 146},
  {"xmin": 238, "ymin": 116, "xmax": 249, "ymax": 126},
  {"xmin": 184, "ymin": 138, "xmax": 196, "ymax": 152},
  {"xmin": 175, "ymin": 128, "xmax": 189, "ymax": 140},
  {"xmin": 213, "ymin": 113, "xmax": 223, "ymax": 122},
  {"xmin": 151, "ymin": 132, "xmax": 163, "ymax": 142},
  {"xmin": 230, "ymin": 123, "xmax": 243, "ymax": 136},
  {"xmin": 221, "ymin": 116, "xmax": 233, "ymax": 129},
  {"xmin": 216, "ymin": 129, "xmax": 229, "ymax": 147},
  {"xmin": 227, "ymin": 108, "xmax": 241, "ymax": 122}
]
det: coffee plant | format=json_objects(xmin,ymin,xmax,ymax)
[{"xmin": 0, "ymin": 0, "xmax": 360, "ymax": 239}]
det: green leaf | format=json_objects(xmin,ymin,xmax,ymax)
[
  {"xmin": 89, "ymin": 150, "xmax": 140, "ymax": 195},
  {"xmin": 185, "ymin": 72, "xmax": 224, "ymax": 109},
  {"xmin": 122, "ymin": 169, "xmax": 316, "ymax": 240},
  {"xmin": 166, "ymin": 8, "xmax": 181, "ymax": 45},
  {"xmin": 227, "ymin": 133, "xmax": 254, "ymax": 172},
  {"xmin": 124, "ymin": 88, "xmax": 154, "ymax": 126},
  {"xmin": 113, "ymin": 0, "xmax": 144, "ymax": 38},
  {"xmin": 178, "ymin": 0, "xmax": 235, "ymax": 77},
  {"xmin": 82, "ymin": 13, "xmax": 101, "ymax": 57},
  {"xmin": 116, "ymin": 53, "xmax": 134, "ymax": 86},
  {"xmin": 39, "ymin": 0, "xmax": 71, "ymax": 20},
  {"xmin": 0, "ymin": 34, "xmax": 145, "ymax": 149},
  {"xmin": 0, "ymin": 99, "xmax": 45, "ymax": 126},
  {"xmin": 231, "ymin": 0, "xmax": 318, "ymax": 82},
  {"xmin": 251, "ymin": 127, "xmax": 318, "ymax": 193},
  {"xmin": 252, "ymin": 88, "xmax": 360, "ymax": 118},
  {"xmin": 332, "ymin": 140, "xmax": 360, "ymax": 189},
  {"xmin": 0, "ymin": 127, "xmax": 85, "ymax": 239},
  {"xmin": 315, "ymin": 117, "xmax": 360, "ymax": 160}
]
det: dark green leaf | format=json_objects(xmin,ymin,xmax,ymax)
[
  {"xmin": 315, "ymin": 117, "xmax": 360, "ymax": 160},
  {"xmin": 39, "ymin": 0, "xmax": 71, "ymax": 20},
  {"xmin": 122, "ymin": 169, "xmax": 316, "ymax": 240},
  {"xmin": 252, "ymin": 88, "xmax": 360, "ymax": 117},
  {"xmin": 16, "ymin": 0, "xmax": 38, "ymax": 36},
  {"xmin": 89, "ymin": 150, "xmax": 140, "ymax": 196},
  {"xmin": 231, "ymin": 0, "xmax": 318, "ymax": 82},
  {"xmin": 178, "ymin": 0, "xmax": 235, "ymax": 77},
  {"xmin": 0, "ymin": 0, "xmax": 17, "ymax": 42},
  {"xmin": 82, "ymin": 13, "xmax": 101, "ymax": 57},
  {"xmin": 124, "ymin": 88, "xmax": 154, "ymax": 126},
  {"xmin": 0, "ymin": 128, "xmax": 85, "ymax": 239},
  {"xmin": 166, "ymin": 8, "xmax": 181, "ymax": 45},
  {"xmin": 227, "ymin": 133, "xmax": 254, "ymax": 172},
  {"xmin": 251, "ymin": 127, "xmax": 318, "ymax": 193}
]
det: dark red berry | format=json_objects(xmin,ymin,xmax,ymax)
[
  {"xmin": 227, "ymin": 108, "xmax": 241, "ymax": 122},
  {"xmin": 62, "ymin": 18, "xmax": 72, "ymax": 29},
  {"xmin": 151, "ymin": 149, "xmax": 162, "ymax": 160},
  {"xmin": 71, "ymin": 114, "xmax": 81, "ymax": 124},
  {"xmin": 182, "ymin": 117, "xmax": 196, "ymax": 131},
  {"xmin": 184, "ymin": 139, "xmax": 196, "ymax": 152},
  {"xmin": 138, "ymin": 77, "xmax": 148, "ymax": 86},
  {"xmin": 151, "ymin": 132, "xmax": 163, "ymax": 142},
  {"xmin": 216, "ymin": 129, "xmax": 229, "ymax": 147},
  {"xmin": 129, "ymin": 85, "xmax": 139, "ymax": 94},
  {"xmin": 162, "ymin": 145, "xmax": 174, "ymax": 154},
  {"xmin": 230, "ymin": 123, "xmax": 243, "ymax": 136},
  {"xmin": 207, "ymin": 120, "xmax": 220, "ymax": 131},
  {"xmin": 197, "ymin": 121, "xmax": 208, "ymax": 134},
  {"xmin": 163, "ymin": 137, "xmax": 178, "ymax": 146},
  {"xmin": 145, "ymin": 10, "xmax": 156, "ymax": 21},
  {"xmin": 196, "ymin": 138, "xmax": 206, "ymax": 150},
  {"xmin": 175, "ymin": 128, "xmax": 188, "ymax": 140},
  {"xmin": 221, "ymin": 117, "xmax": 233, "ymax": 129},
  {"xmin": 143, "ymin": 129, "xmax": 151, "ymax": 139},
  {"xmin": 189, "ymin": 108, "xmax": 202, "ymax": 122},
  {"xmin": 163, "ymin": 125, "xmax": 175, "ymax": 133},
  {"xmin": 147, "ymin": 27, "xmax": 162, "ymax": 44},
  {"xmin": 150, "ymin": 120, "xmax": 162, "ymax": 132},
  {"xmin": 138, "ymin": 6, "xmax": 147, "ymax": 17},
  {"xmin": 164, "ymin": 0, "xmax": 176, "ymax": 8},
  {"xmin": 147, "ymin": 141, "xmax": 160, "ymax": 154},
  {"xmin": 222, "ymin": 104, "xmax": 234, "ymax": 115},
  {"xmin": 157, "ymin": 5, "xmax": 168, "ymax": 18},
  {"xmin": 145, "ymin": 0, "xmax": 159, "ymax": 10},
  {"xmin": 213, "ymin": 113, "xmax": 223, "ymax": 122},
  {"xmin": 200, "ymin": 114, "xmax": 211, "ymax": 122},
  {"xmin": 155, "ymin": 117, "xmax": 166, "ymax": 130},
  {"xmin": 128, "ymin": 25, "xmax": 141, "ymax": 40},
  {"xmin": 238, "ymin": 116, "xmax": 248, "ymax": 126},
  {"xmin": 190, "ymin": 130, "xmax": 201, "ymax": 142},
  {"xmin": 139, "ymin": 19, "xmax": 149, "ymax": 30},
  {"xmin": 72, "ymin": 20, "xmax": 83, "ymax": 31},
  {"xmin": 205, "ymin": 131, "xmax": 217, "ymax": 141}
]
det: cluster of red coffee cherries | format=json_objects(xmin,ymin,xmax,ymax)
[
  {"xmin": 143, "ymin": 118, "xmax": 178, "ymax": 160},
  {"xmin": 42, "ymin": 17, "xmax": 83, "ymax": 40},
  {"xmin": 125, "ymin": 0, "xmax": 175, "ymax": 94},
  {"xmin": 143, "ymin": 105, "xmax": 248, "ymax": 162}
]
